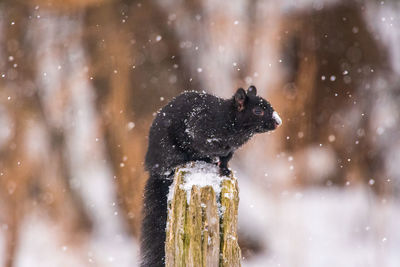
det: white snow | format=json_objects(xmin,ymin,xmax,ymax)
[
  {"xmin": 12, "ymin": 211, "xmax": 139, "ymax": 267},
  {"xmin": 170, "ymin": 161, "xmax": 230, "ymax": 204},
  {"xmin": 272, "ymin": 111, "xmax": 282, "ymax": 126},
  {"xmin": 167, "ymin": 175, "xmax": 177, "ymax": 203},
  {"xmin": 238, "ymin": 175, "xmax": 400, "ymax": 267},
  {"xmin": 180, "ymin": 162, "xmax": 224, "ymax": 203}
]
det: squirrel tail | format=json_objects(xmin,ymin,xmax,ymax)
[{"xmin": 140, "ymin": 172, "xmax": 173, "ymax": 267}]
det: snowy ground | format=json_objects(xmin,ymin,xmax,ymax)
[
  {"xmin": 1, "ymin": 177, "xmax": 398, "ymax": 267},
  {"xmin": 239, "ymin": 177, "xmax": 400, "ymax": 267},
  {"xmin": 0, "ymin": 210, "xmax": 139, "ymax": 267}
]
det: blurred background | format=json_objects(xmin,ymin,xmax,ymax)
[{"xmin": 0, "ymin": 0, "xmax": 399, "ymax": 266}]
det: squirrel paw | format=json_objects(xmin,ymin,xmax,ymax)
[{"xmin": 219, "ymin": 167, "xmax": 232, "ymax": 177}]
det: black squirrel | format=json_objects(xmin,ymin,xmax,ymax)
[{"xmin": 140, "ymin": 85, "xmax": 281, "ymax": 267}]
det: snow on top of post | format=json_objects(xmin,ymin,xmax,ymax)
[{"xmin": 167, "ymin": 161, "xmax": 231, "ymax": 204}]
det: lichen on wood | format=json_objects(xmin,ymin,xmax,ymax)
[{"xmin": 165, "ymin": 162, "xmax": 241, "ymax": 267}]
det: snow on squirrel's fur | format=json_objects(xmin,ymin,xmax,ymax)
[{"xmin": 167, "ymin": 161, "xmax": 233, "ymax": 204}]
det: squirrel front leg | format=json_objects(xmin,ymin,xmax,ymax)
[{"xmin": 218, "ymin": 152, "xmax": 233, "ymax": 176}]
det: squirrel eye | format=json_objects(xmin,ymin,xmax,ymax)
[{"xmin": 252, "ymin": 107, "xmax": 264, "ymax": 116}]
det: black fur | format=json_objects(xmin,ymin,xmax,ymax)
[{"xmin": 140, "ymin": 86, "xmax": 280, "ymax": 266}]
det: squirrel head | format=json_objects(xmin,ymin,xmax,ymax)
[{"xmin": 233, "ymin": 85, "xmax": 282, "ymax": 133}]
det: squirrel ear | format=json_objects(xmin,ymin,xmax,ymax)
[
  {"xmin": 247, "ymin": 85, "xmax": 257, "ymax": 96},
  {"xmin": 234, "ymin": 88, "xmax": 246, "ymax": 111}
]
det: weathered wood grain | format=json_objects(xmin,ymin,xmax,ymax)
[{"xmin": 165, "ymin": 165, "xmax": 241, "ymax": 267}]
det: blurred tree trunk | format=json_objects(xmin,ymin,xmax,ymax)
[
  {"xmin": 275, "ymin": 2, "xmax": 389, "ymax": 191},
  {"xmin": 0, "ymin": 2, "xmax": 94, "ymax": 266},
  {"xmin": 83, "ymin": 0, "xmax": 196, "ymax": 236}
]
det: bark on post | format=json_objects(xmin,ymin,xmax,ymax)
[{"xmin": 165, "ymin": 162, "xmax": 241, "ymax": 267}]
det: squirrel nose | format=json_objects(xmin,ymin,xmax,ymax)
[{"xmin": 272, "ymin": 111, "xmax": 282, "ymax": 127}]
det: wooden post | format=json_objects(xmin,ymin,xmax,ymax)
[{"xmin": 165, "ymin": 162, "xmax": 241, "ymax": 267}]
